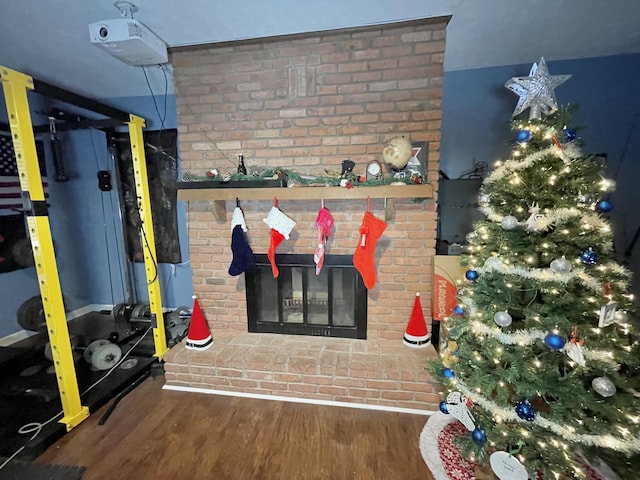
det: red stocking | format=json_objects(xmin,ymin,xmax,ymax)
[
  {"xmin": 353, "ymin": 211, "xmax": 387, "ymax": 289},
  {"xmin": 267, "ymin": 229, "xmax": 285, "ymax": 278}
]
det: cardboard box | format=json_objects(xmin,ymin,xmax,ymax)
[{"xmin": 431, "ymin": 255, "xmax": 466, "ymax": 352}]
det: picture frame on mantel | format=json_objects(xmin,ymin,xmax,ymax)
[{"xmin": 393, "ymin": 141, "xmax": 428, "ymax": 183}]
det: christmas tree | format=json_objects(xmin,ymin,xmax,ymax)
[{"xmin": 430, "ymin": 58, "xmax": 640, "ymax": 479}]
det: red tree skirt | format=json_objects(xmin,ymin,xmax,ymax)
[{"xmin": 420, "ymin": 412, "xmax": 609, "ymax": 480}]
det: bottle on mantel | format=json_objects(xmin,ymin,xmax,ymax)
[{"xmin": 237, "ymin": 154, "xmax": 247, "ymax": 175}]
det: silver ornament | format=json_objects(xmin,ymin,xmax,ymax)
[
  {"xmin": 613, "ymin": 310, "xmax": 629, "ymax": 324},
  {"xmin": 466, "ymin": 232, "xmax": 477, "ymax": 242},
  {"xmin": 592, "ymin": 377, "xmax": 616, "ymax": 397},
  {"xmin": 504, "ymin": 57, "xmax": 571, "ymax": 120},
  {"xmin": 578, "ymin": 193, "xmax": 595, "ymax": 205},
  {"xmin": 494, "ymin": 311, "xmax": 513, "ymax": 327},
  {"xmin": 478, "ymin": 194, "xmax": 491, "ymax": 207},
  {"xmin": 484, "ymin": 257, "xmax": 503, "ymax": 269},
  {"xmin": 550, "ymin": 256, "xmax": 572, "ymax": 274},
  {"xmin": 501, "ymin": 215, "xmax": 519, "ymax": 230}
]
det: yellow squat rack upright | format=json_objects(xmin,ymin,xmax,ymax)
[{"xmin": 0, "ymin": 65, "xmax": 168, "ymax": 431}]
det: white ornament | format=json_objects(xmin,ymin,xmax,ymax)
[
  {"xmin": 479, "ymin": 194, "xmax": 491, "ymax": 206},
  {"xmin": 550, "ymin": 256, "xmax": 572, "ymax": 274},
  {"xmin": 525, "ymin": 203, "xmax": 551, "ymax": 232},
  {"xmin": 504, "ymin": 57, "xmax": 571, "ymax": 120},
  {"xmin": 490, "ymin": 451, "xmax": 528, "ymax": 480},
  {"xmin": 613, "ymin": 310, "xmax": 629, "ymax": 324},
  {"xmin": 446, "ymin": 391, "xmax": 476, "ymax": 431},
  {"xmin": 599, "ymin": 302, "xmax": 618, "ymax": 328},
  {"xmin": 592, "ymin": 377, "xmax": 616, "ymax": 397},
  {"xmin": 501, "ymin": 215, "xmax": 519, "ymax": 230},
  {"xmin": 563, "ymin": 341, "xmax": 586, "ymax": 366},
  {"xmin": 494, "ymin": 311, "xmax": 513, "ymax": 328}
]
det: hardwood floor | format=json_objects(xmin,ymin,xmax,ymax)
[{"xmin": 37, "ymin": 377, "xmax": 436, "ymax": 480}]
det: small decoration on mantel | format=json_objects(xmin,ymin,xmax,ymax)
[{"xmin": 383, "ymin": 136, "xmax": 412, "ymax": 173}]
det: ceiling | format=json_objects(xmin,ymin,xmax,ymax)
[{"xmin": 0, "ymin": 0, "xmax": 639, "ymax": 100}]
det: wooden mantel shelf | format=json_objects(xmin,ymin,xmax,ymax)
[{"xmin": 176, "ymin": 183, "xmax": 433, "ymax": 202}]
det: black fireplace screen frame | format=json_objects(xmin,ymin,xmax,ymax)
[{"xmin": 245, "ymin": 254, "xmax": 367, "ymax": 339}]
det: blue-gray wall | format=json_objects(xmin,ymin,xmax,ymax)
[
  {"xmin": 1, "ymin": 53, "xmax": 639, "ymax": 338},
  {"xmin": 0, "ymin": 91, "xmax": 193, "ymax": 338}
]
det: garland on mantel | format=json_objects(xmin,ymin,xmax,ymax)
[{"xmin": 181, "ymin": 167, "xmax": 417, "ymax": 187}]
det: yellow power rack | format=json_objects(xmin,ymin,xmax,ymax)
[{"xmin": 0, "ymin": 66, "xmax": 168, "ymax": 430}]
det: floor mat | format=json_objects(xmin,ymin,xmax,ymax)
[{"xmin": 0, "ymin": 458, "xmax": 85, "ymax": 480}]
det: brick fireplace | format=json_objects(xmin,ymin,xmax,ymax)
[{"xmin": 162, "ymin": 17, "xmax": 448, "ymax": 412}]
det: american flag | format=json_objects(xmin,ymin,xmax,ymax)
[{"xmin": 0, "ymin": 134, "xmax": 48, "ymax": 216}]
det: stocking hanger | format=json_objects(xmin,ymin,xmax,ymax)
[
  {"xmin": 236, "ymin": 197, "xmax": 240, "ymax": 207},
  {"xmin": 274, "ymin": 197, "xmax": 278, "ymax": 208}
]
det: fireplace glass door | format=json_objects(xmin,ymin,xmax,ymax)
[{"xmin": 245, "ymin": 254, "xmax": 367, "ymax": 339}]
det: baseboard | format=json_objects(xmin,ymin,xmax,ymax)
[
  {"xmin": 163, "ymin": 384, "xmax": 435, "ymax": 416},
  {"xmin": 0, "ymin": 330, "xmax": 38, "ymax": 347}
]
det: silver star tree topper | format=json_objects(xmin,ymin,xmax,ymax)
[{"xmin": 505, "ymin": 57, "xmax": 571, "ymax": 120}]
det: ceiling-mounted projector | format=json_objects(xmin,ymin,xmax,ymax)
[{"xmin": 89, "ymin": 18, "xmax": 168, "ymax": 66}]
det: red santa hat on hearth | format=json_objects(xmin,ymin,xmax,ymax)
[
  {"xmin": 185, "ymin": 295, "xmax": 213, "ymax": 351},
  {"xmin": 403, "ymin": 293, "xmax": 430, "ymax": 348}
]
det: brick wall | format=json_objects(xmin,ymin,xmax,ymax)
[{"xmin": 164, "ymin": 17, "xmax": 447, "ymax": 412}]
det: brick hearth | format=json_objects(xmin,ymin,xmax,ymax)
[{"xmin": 164, "ymin": 333, "xmax": 441, "ymax": 412}]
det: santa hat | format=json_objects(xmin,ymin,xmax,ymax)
[
  {"xmin": 403, "ymin": 293, "xmax": 430, "ymax": 348},
  {"xmin": 185, "ymin": 295, "xmax": 213, "ymax": 351}
]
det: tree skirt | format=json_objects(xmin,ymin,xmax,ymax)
[{"xmin": 419, "ymin": 412, "xmax": 610, "ymax": 480}]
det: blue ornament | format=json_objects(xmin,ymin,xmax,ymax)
[
  {"xmin": 544, "ymin": 333, "xmax": 566, "ymax": 350},
  {"xmin": 442, "ymin": 368, "xmax": 455, "ymax": 379},
  {"xmin": 465, "ymin": 270, "xmax": 479, "ymax": 281},
  {"xmin": 580, "ymin": 247, "xmax": 598, "ymax": 265},
  {"xmin": 471, "ymin": 427, "xmax": 487, "ymax": 444},
  {"xmin": 563, "ymin": 127, "xmax": 577, "ymax": 142},
  {"xmin": 515, "ymin": 400, "xmax": 537, "ymax": 422},
  {"xmin": 596, "ymin": 200, "xmax": 613, "ymax": 213},
  {"xmin": 453, "ymin": 305, "xmax": 465, "ymax": 316},
  {"xmin": 516, "ymin": 130, "xmax": 533, "ymax": 143},
  {"xmin": 439, "ymin": 401, "xmax": 449, "ymax": 414}
]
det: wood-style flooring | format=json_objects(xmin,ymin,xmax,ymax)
[{"xmin": 37, "ymin": 377, "xmax": 436, "ymax": 480}]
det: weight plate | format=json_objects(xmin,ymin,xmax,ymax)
[
  {"xmin": 173, "ymin": 306, "xmax": 192, "ymax": 324},
  {"xmin": 111, "ymin": 303, "xmax": 131, "ymax": 323},
  {"xmin": 131, "ymin": 303, "xmax": 150, "ymax": 320},
  {"xmin": 83, "ymin": 339, "xmax": 110, "ymax": 364},
  {"xmin": 119, "ymin": 358, "xmax": 139, "ymax": 370},
  {"xmin": 11, "ymin": 238, "xmax": 34, "ymax": 267},
  {"xmin": 91, "ymin": 343, "xmax": 122, "ymax": 370},
  {"xmin": 20, "ymin": 365, "xmax": 42, "ymax": 377},
  {"xmin": 44, "ymin": 342, "xmax": 53, "ymax": 361},
  {"xmin": 164, "ymin": 311, "xmax": 179, "ymax": 328},
  {"xmin": 17, "ymin": 296, "xmax": 46, "ymax": 332}
]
